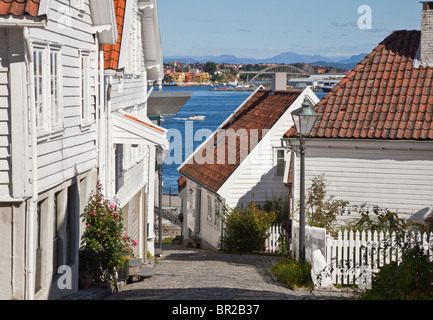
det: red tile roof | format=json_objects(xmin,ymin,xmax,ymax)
[
  {"xmin": 103, "ymin": 0, "xmax": 125, "ymax": 70},
  {"xmin": 286, "ymin": 30, "xmax": 433, "ymax": 141},
  {"xmin": 178, "ymin": 176, "xmax": 187, "ymax": 193},
  {"xmin": 0, "ymin": 0, "xmax": 40, "ymax": 16},
  {"xmin": 180, "ymin": 89, "xmax": 302, "ymax": 192}
]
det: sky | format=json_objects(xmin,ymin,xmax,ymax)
[{"xmin": 158, "ymin": 0, "xmax": 422, "ymax": 59}]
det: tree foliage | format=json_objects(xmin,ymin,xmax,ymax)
[
  {"xmin": 305, "ymin": 174, "xmax": 349, "ymax": 230},
  {"xmin": 219, "ymin": 202, "xmax": 276, "ymax": 253}
]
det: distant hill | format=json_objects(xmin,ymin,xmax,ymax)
[{"xmin": 163, "ymin": 52, "xmax": 368, "ymax": 70}]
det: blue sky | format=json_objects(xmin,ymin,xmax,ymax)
[{"xmin": 158, "ymin": 0, "xmax": 422, "ymax": 59}]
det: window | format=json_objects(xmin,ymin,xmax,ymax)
[
  {"xmin": 276, "ymin": 149, "xmax": 285, "ymax": 177},
  {"xmin": 33, "ymin": 44, "xmax": 63, "ymax": 134},
  {"xmin": 50, "ymin": 50, "xmax": 62, "ymax": 128},
  {"xmin": 80, "ymin": 51, "xmax": 92, "ymax": 124},
  {"xmin": 207, "ymin": 195, "xmax": 213, "ymax": 223},
  {"xmin": 66, "ymin": 184, "xmax": 78, "ymax": 264},
  {"xmin": 214, "ymin": 199, "xmax": 221, "ymax": 230},
  {"xmin": 126, "ymin": 9, "xmax": 142, "ymax": 76}
]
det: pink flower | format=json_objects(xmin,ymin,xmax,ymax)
[
  {"xmin": 86, "ymin": 223, "xmax": 90, "ymax": 227},
  {"xmin": 124, "ymin": 234, "xmax": 128, "ymax": 240},
  {"xmin": 110, "ymin": 204, "xmax": 115, "ymax": 210},
  {"xmin": 89, "ymin": 211, "xmax": 95, "ymax": 216},
  {"xmin": 114, "ymin": 213, "xmax": 119, "ymax": 218},
  {"xmin": 132, "ymin": 240, "xmax": 138, "ymax": 247}
]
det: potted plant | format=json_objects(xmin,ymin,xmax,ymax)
[
  {"xmin": 78, "ymin": 248, "xmax": 98, "ymax": 289},
  {"xmin": 82, "ymin": 182, "xmax": 137, "ymax": 287}
]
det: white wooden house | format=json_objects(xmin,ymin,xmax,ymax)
[
  {"xmin": 178, "ymin": 76, "xmax": 319, "ymax": 249},
  {"xmin": 0, "ymin": 0, "xmax": 187, "ymax": 300},
  {"xmin": 283, "ymin": 3, "xmax": 433, "ymax": 238},
  {"xmin": 0, "ymin": 0, "xmax": 118, "ymax": 300},
  {"xmin": 102, "ymin": 0, "xmax": 191, "ymax": 260}
]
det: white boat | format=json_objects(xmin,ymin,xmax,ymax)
[{"xmin": 189, "ymin": 115, "xmax": 206, "ymax": 120}]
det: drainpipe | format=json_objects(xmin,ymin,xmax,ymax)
[
  {"xmin": 106, "ymin": 75, "xmax": 113, "ymax": 197},
  {"xmin": 98, "ymin": 45, "xmax": 106, "ymax": 188},
  {"xmin": 23, "ymin": 26, "xmax": 37, "ymax": 301}
]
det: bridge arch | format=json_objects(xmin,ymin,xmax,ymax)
[{"xmin": 239, "ymin": 64, "xmax": 310, "ymax": 83}]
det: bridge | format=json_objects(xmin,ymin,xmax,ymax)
[{"xmin": 238, "ymin": 64, "xmax": 310, "ymax": 84}]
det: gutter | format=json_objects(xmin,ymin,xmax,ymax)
[{"xmin": 23, "ymin": 26, "xmax": 37, "ymax": 301}]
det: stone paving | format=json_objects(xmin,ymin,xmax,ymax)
[{"xmin": 105, "ymin": 244, "xmax": 355, "ymax": 301}]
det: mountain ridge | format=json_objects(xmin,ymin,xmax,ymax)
[{"xmin": 163, "ymin": 52, "xmax": 367, "ymax": 70}]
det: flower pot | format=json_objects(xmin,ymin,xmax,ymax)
[{"xmin": 79, "ymin": 276, "xmax": 91, "ymax": 290}]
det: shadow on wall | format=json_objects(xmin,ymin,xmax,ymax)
[
  {"xmin": 408, "ymin": 207, "xmax": 433, "ymax": 224},
  {"xmin": 235, "ymin": 167, "xmax": 289, "ymax": 209}
]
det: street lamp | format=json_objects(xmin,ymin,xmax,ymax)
[
  {"xmin": 291, "ymin": 97, "xmax": 318, "ymax": 261},
  {"xmin": 156, "ymin": 147, "xmax": 167, "ymax": 255}
]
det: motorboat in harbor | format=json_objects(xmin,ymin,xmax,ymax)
[{"xmin": 189, "ymin": 114, "xmax": 206, "ymax": 120}]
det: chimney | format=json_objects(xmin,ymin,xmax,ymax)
[
  {"xmin": 421, "ymin": 2, "xmax": 433, "ymax": 65},
  {"xmin": 272, "ymin": 73, "xmax": 287, "ymax": 92}
]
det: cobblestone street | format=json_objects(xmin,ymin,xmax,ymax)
[{"xmin": 105, "ymin": 244, "xmax": 354, "ymax": 301}]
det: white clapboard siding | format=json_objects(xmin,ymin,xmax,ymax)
[
  {"xmin": 221, "ymin": 91, "xmax": 313, "ymax": 208},
  {"xmin": 27, "ymin": 0, "xmax": 99, "ymax": 193},
  {"xmin": 292, "ymin": 143, "xmax": 433, "ymax": 215},
  {"xmin": 0, "ymin": 28, "xmax": 10, "ymax": 196}
]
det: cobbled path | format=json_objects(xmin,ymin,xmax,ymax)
[{"xmin": 106, "ymin": 244, "xmax": 354, "ymax": 301}]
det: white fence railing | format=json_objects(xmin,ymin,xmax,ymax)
[
  {"xmin": 292, "ymin": 223, "xmax": 433, "ymax": 288},
  {"xmin": 325, "ymin": 229, "xmax": 433, "ymax": 288},
  {"xmin": 265, "ymin": 224, "xmax": 288, "ymax": 253}
]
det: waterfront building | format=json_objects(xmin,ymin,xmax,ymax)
[
  {"xmin": 178, "ymin": 74, "xmax": 319, "ymax": 249},
  {"xmin": 0, "ymin": 0, "xmax": 118, "ymax": 300},
  {"xmin": 0, "ymin": 0, "xmax": 187, "ymax": 300},
  {"xmin": 284, "ymin": 2, "xmax": 433, "ymax": 229}
]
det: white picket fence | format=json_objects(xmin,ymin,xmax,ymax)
[
  {"xmin": 325, "ymin": 229, "xmax": 433, "ymax": 288},
  {"xmin": 265, "ymin": 224, "xmax": 288, "ymax": 253},
  {"xmin": 291, "ymin": 223, "xmax": 433, "ymax": 288}
]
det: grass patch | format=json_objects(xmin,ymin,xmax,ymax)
[{"xmin": 271, "ymin": 257, "xmax": 313, "ymax": 290}]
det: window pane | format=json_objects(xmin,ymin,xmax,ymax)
[{"xmin": 276, "ymin": 150, "xmax": 285, "ymax": 177}]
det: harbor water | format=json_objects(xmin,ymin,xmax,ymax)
[{"xmin": 159, "ymin": 86, "xmax": 327, "ymax": 194}]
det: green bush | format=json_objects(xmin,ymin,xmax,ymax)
[
  {"xmin": 361, "ymin": 244, "xmax": 433, "ymax": 300},
  {"xmin": 218, "ymin": 202, "xmax": 276, "ymax": 253},
  {"xmin": 271, "ymin": 257, "xmax": 313, "ymax": 290},
  {"xmin": 82, "ymin": 182, "xmax": 136, "ymax": 283}
]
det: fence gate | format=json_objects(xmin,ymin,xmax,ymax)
[{"xmin": 265, "ymin": 224, "xmax": 288, "ymax": 253}]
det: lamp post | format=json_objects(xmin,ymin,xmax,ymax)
[
  {"xmin": 291, "ymin": 97, "xmax": 318, "ymax": 261},
  {"xmin": 156, "ymin": 147, "xmax": 167, "ymax": 255}
]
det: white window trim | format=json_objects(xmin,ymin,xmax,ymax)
[
  {"xmin": 207, "ymin": 194, "xmax": 213, "ymax": 223},
  {"xmin": 125, "ymin": 8, "xmax": 142, "ymax": 77},
  {"xmin": 80, "ymin": 50, "xmax": 93, "ymax": 128},
  {"xmin": 274, "ymin": 148, "xmax": 286, "ymax": 178},
  {"xmin": 33, "ymin": 42, "xmax": 64, "ymax": 141}
]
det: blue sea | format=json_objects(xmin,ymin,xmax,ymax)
[{"xmin": 158, "ymin": 86, "xmax": 327, "ymax": 194}]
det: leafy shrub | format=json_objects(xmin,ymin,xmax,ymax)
[
  {"xmin": 305, "ymin": 174, "xmax": 349, "ymax": 230},
  {"xmin": 82, "ymin": 182, "xmax": 136, "ymax": 283},
  {"xmin": 219, "ymin": 202, "xmax": 276, "ymax": 253},
  {"xmin": 271, "ymin": 257, "xmax": 313, "ymax": 290},
  {"xmin": 361, "ymin": 244, "xmax": 433, "ymax": 300},
  {"xmin": 262, "ymin": 195, "xmax": 289, "ymax": 224}
]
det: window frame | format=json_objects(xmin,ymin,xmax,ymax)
[
  {"xmin": 79, "ymin": 50, "xmax": 93, "ymax": 127},
  {"xmin": 32, "ymin": 42, "xmax": 63, "ymax": 139},
  {"xmin": 275, "ymin": 148, "xmax": 286, "ymax": 177}
]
